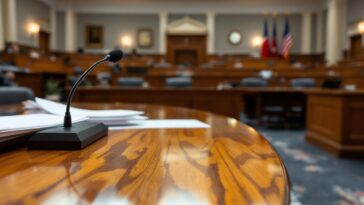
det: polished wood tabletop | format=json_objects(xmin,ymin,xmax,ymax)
[{"xmin": 0, "ymin": 103, "xmax": 290, "ymax": 205}]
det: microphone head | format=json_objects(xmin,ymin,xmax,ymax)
[{"xmin": 106, "ymin": 49, "xmax": 123, "ymax": 63}]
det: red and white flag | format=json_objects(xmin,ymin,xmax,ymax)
[{"xmin": 261, "ymin": 19, "xmax": 270, "ymax": 59}]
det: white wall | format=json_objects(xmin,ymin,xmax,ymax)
[
  {"xmin": 55, "ymin": 0, "xmax": 324, "ymax": 14},
  {"xmin": 76, "ymin": 13, "xmax": 160, "ymax": 53},
  {"xmin": 16, "ymin": 0, "xmax": 50, "ymax": 47},
  {"xmin": 215, "ymin": 14, "xmax": 303, "ymax": 54},
  {"xmin": 12, "ymin": 0, "xmax": 332, "ymax": 54},
  {"xmin": 346, "ymin": 0, "xmax": 364, "ymax": 24},
  {"xmin": 54, "ymin": 12, "xmax": 316, "ymax": 54},
  {"xmin": 311, "ymin": 13, "xmax": 318, "ymax": 53},
  {"xmin": 56, "ymin": 11, "xmax": 65, "ymax": 51}
]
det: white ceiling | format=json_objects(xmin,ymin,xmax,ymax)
[{"xmin": 48, "ymin": 0, "xmax": 327, "ymax": 14}]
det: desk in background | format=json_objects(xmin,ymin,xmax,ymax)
[
  {"xmin": 71, "ymin": 87, "xmax": 245, "ymax": 119},
  {"xmin": 0, "ymin": 103, "xmax": 290, "ymax": 205},
  {"xmin": 306, "ymin": 89, "xmax": 364, "ymax": 157},
  {"xmin": 114, "ymin": 68, "xmax": 364, "ymax": 88},
  {"xmin": 69, "ymin": 86, "xmax": 307, "ymax": 121},
  {"xmin": 15, "ymin": 72, "xmax": 67, "ymax": 97}
]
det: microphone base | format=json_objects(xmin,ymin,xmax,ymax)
[{"xmin": 28, "ymin": 121, "xmax": 108, "ymax": 150}]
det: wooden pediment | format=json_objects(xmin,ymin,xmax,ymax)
[{"xmin": 167, "ymin": 17, "xmax": 207, "ymax": 35}]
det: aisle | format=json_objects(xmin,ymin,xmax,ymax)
[{"xmin": 258, "ymin": 129, "xmax": 364, "ymax": 205}]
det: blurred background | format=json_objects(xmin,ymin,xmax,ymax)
[{"xmin": 0, "ymin": 0, "xmax": 364, "ymax": 204}]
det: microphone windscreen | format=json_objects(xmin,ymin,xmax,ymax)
[{"xmin": 106, "ymin": 49, "xmax": 123, "ymax": 63}]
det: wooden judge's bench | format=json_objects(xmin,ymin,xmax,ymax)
[{"xmin": 305, "ymin": 89, "xmax": 364, "ymax": 157}]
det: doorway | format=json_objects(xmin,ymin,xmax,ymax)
[
  {"xmin": 38, "ymin": 30, "xmax": 50, "ymax": 54},
  {"xmin": 166, "ymin": 35, "xmax": 206, "ymax": 66},
  {"xmin": 350, "ymin": 34, "xmax": 363, "ymax": 58}
]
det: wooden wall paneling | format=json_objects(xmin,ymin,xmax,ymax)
[
  {"xmin": 71, "ymin": 88, "xmax": 244, "ymax": 119},
  {"xmin": 15, "ymin": 72, "xmax": 68, "ymax": 97},
  {"xmin": 342, "ymin": 97, "xmax": 364, "ymax": 144},
  {"xmin": 191, "ymin": 90, "xmax": 243, "ymax": 119},
  {"xmin": 15, "ymin": 73, "xmax": 44, "ymax": 97},
  {"xmin": 306, "ymin": 95, "xmax": 343, "ymax": 143}
]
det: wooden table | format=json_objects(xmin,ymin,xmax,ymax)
[
  {"xmin": 305, "ymin": 89, "xmax": 364, "ymax": 157},
  {"xmin": 0, "ymin": 103, "xmax": 290, "ymax": 205}
]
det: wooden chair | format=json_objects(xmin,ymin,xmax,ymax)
[
  {"xmin": 241, "ymin": 78, "xmax": 285, "ymax": 128},
  {"xmin": 286, "ymin": 78, "xmax": 316, "ymax": 128},
  {"xmin": 97, "ymin": 72, "xmax": 112, "ymax": 86},
  {"xmin": 290, "ymin": 78, "xmax": 316, "ymax": 88}
]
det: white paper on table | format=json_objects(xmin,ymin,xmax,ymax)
[
  {"xmin": 109, "ymin": 119, "xmax": 210, "ymax": 130},
  {"xmin": 86, "ymin": 115, "xmax": 148, "ymax": 121},
  {"xmin": 35, "ymin": 98, "xmax": 144, "ymax": 118},
  {"xmin": 0, "ymin": 114, "xmax": 87, "ymax": 138},
  {"xmin": 23, "ymin": 100, "xmax": 42, "ymax": 110},
  {"xmin": 87, "ymin": 115, "xmax": 148, "ymax": 126}
]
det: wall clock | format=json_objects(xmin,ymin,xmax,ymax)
[{"xmin": 228, "ymin": 31, "xmax": 242, "ymax": 46}]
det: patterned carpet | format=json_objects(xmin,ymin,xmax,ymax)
[{"xmin": 257, "ymin": 129, "xmax": 364, "ymax": 205}]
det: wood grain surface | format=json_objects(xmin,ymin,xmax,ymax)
[
  {"xmin": 306, "ymin": 90, "xmax": 364, "ymax": 157},
  {"xmin": 0, "ymin": 103, "xmax": 290, "ymax": 205}
]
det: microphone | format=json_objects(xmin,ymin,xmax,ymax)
[
  {"xmin": 64, "ymin": 49, "xmax": 123, "ymax": 127},
  {"xmin": 28, "ymin": 49, "xmax": 124, "ymax": 150},
  {"xmin": 106, "ymin": 49, "xmax": 123, "ymax": 63}
]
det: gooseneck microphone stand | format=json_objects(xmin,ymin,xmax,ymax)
[
  {"xmin": 64, "ymin": 57, "xmax": 107, "ymax": 127},
  {"xmin": 28, "ymin": 50, "xmax": 123, "ymax": 150}
]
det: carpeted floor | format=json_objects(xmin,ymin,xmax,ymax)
[{"xmin": 257, "ymin": 128, "xmax": 364, "ymax": 205}]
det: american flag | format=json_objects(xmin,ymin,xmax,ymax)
[{"xmin": 282, "ymin": 17, "xmax": 293, "ymax": 59}]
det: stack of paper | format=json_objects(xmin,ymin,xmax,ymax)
[
  {"xmin": 22, "ymin": 98, "xmax": 210, "ymax": 132},
  {"xmin": 23, "ymin": 98, "xmax": 148, "ymax": 126},
  {"xmin": 0, "ymin": 114, "xmax": 87, "ymax": 139}
]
